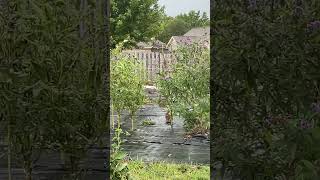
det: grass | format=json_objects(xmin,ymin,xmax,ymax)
[
  {"xmin": 128, "ymin": 160, "xmax": 210, "ymax": 180},
  {"xmin": 141, "ymin": 119, "xmax": 156, "ymax": 126}
]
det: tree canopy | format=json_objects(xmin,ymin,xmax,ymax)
[
  {"xmin": 110, "ymin": 0, "xmax": 165, "ymax": 47},
  {"xmin": 175, "ymin": 10, "xmax": 209, "ymax": 29},
  {"xmin": 157, "ymin": 10, "xmax": 210, "ymax": 43}
]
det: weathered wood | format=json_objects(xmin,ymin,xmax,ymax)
[{"xmin": 122, "ymin": 49, "xmax": 173, "ymax": 83}]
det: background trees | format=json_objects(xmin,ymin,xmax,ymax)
[
  {"xmin": 110, "ymin": 0, "xmax": 210, "ymax": 47},
  {"xmin": 175, "ymin": 10, "xmax": 209, "ymax": 29},
  {"xmin": 157, "ymin": 10, "xmax": 210, "ymax": 43},
  {"xmin": 110, "ymin": 0, "xmax": 165, "ymax": 47}
]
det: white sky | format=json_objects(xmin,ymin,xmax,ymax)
[{"xmin": 158, "ymin": 0, "xmax": 210, "ymax": 17}]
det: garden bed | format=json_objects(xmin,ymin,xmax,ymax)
[{"xmin": 111, "ymin": 104, "xmax": 210, "ymax": 164}]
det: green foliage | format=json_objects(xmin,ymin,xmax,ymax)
[
  {"xmin": 110, "ymin": 0, "xmax": 165, "ymax": 47},
  {"xmin": 157, "ymin": 18, "xmax": 190, "ymax": 43},
  {"xmin": 141, "ymin": 119, "xmax": 156, "ymax": 126},
  {"xmin": 175, "ymin": 10, "xmax": 210, "ymax": 29},
  {"xmin": 0, "ymin": 0, "xmax": 108, "ymax": 179},
  {"xmin": 111, "ymin": 42, "xmax": 145, "ymax": 130},
  {"xmin": 157, "ymin": 45, "xmax": 210, "ymax": 132},
  {"xmin": 128, "ymin": 160, "xmax": 210, "ymax": 179},
  {"xmin": 157, "ymin": 10, "xmax": 210, "ymax": 43},
  {"xmin": 212, "ymin": 0, "xmax": 320, "ymax": 178},
  {"xmin": 110, "ymin": 128, "xmax": 130, "ymax": 180}
]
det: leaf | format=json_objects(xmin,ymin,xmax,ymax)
[
  {"xmin": 311, "ymin": 128, "xmax": 320, "ymax": 140},
  {"xmin": 114, "ymin": 152, "xmax": 127, "ymax": 160},
  {"xmin": 264, "ymin": 131, "xmax": 273, "ymax": 145},
  {"xmin": 31, "ymin": 62, "xmax": 47, "ymax": 82},
  {"xmin": 300, "ymin": 160, "xmax": 316, "ymax": 170},
  {"xmin": 0, "ymin": 68, "xmax": 13, "ymax": 83},
  {"xmin": 116, "ymin": 162, "xmax": 128, "ymax": 172},
  {"xmin": 289, "ymin": 143, "xmax": 297, "ymax": 164},
  {"xmin": 29, "ymin": 0, "xmax": 47, "ymax": 21}
]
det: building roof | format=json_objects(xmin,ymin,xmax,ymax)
[
  {"xmin": 170, "ymin": 36, "xmax": 202, "ymax": 45},
  {"xmin": 136, "ymin": 42, "xmax": 150, "ymax": 48},
  {"xmin": 167, "ymin": 35, "xmax": 209, "ymax": 49},
  {"xmin": 136, "ymin": 40, "xmax": 166, "ymax": 49},
  {"xmin": 183, "ymin": 26, "xmax": 210, "ymax": 37},
  {"xmin": 153, "ymin": 40, "xmax": 166, "ymax": 48},
  {"xmin": 166, "ymin": 26, "xmax": 210, "ymax": 50}
]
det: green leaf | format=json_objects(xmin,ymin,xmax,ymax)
[
  {"xmin": 114, "ymin": 152, "xmax": 127, "ymax": 160},
  {"xmin": 116, "ymin": 162, "xmax": 128, "ymax": 172}
]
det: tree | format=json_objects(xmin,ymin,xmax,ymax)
[
  {"xmin": 157, "ymin": 10, "xmax": 210, "ymax": 43},
  {"xmin": 111, "ymin": 43, "xmax": 145, "ymax": 130},
  {"xmin": 175, "ymin": 10, "xmax": 209, "ymax": 28},
  {"xmin": 110, "ymin": 0, "xmax": 165, "ymax": 47},
  {"xmin": 157, "ymin": 45, "xmax": 210, "ymax": 132},
  {"xmin": 157, "ymin": 18, "xmax": 190, "ymax": 43}
]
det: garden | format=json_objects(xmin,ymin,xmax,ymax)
[
  {"xmin": 2, "ymin": 0, "xmax": 319, "ymax": 179},
  {"xmin": 110, "ymin": 42, "xmax": 210, "ymax": 179}
]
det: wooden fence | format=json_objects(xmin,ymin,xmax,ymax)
[{"xmin": 122, "ymin": 49, "xmax": 174, "ymax": 83}]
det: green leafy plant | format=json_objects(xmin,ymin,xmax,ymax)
[
  {"xmin": 111, "ymin": 42, "xmax": 145, "ymax": 131},
  {"xmin": 141, "ymin": 119, "xmax": 156, "ymax": 126},
  {"xmin": 110, "ymin": 0, "xmax": 165, "ymax": 47},
  {"xmin": 212, "ymin": 0, "xmax": 320, "ymax": 178},
  {"xmin": 0, "ymin": 0, "xmax": 108, "ymax": 179},
  {"xmin": 110, "ymin": 128, "xmax": 130, "ymax": 180},
  {"xmin": 157, "ymin": 44, "xmax": 210, "ymax": 133}
]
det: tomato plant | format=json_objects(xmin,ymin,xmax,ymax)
[
  {"xmin": 157, "ymin": 44, "xmax": 210, "ymax": 133},
  {"xmin": 111, "ymin": 42, "xmax": 145, "ymax": 130}
]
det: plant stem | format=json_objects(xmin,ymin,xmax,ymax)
[
  {"xmin": 130, "ymin": 112, "xmax": 134, "ymax": 131},
  {"xmin": 111, "ymin": 104, "xmax": 114, "ymax": 129},
  {"xmin": 117, "ymin": 113, "xmax": 121, "ymax": 129},
  {"xmin": 25, "ymin": 165, "xmax": 32, "ymax": 180},
  {"xmin": 7, "ymin": 118, "xmax": 11, "ymax": 180},
  {"xmin": 170, "ymin": 109, "xmax": 173, "ymax": 127}
]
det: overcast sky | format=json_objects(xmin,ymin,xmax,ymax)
[{"xmin": 158, "ymin": 0, "xmax": 210, "ymax": 17}]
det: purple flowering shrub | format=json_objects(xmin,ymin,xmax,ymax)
[
  {"xmin": 307, "ymin": 21, "xmax": 320, "ymax": 33},
  {"xmin": 212, "ymin": 0, "xmax": 320, "ymax": 179}
]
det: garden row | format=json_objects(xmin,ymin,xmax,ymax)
[{"xmin": 110, "ymin": 41, "xmax": 210, "ymax": 179}]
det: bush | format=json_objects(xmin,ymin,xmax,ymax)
[
  {"xmin": 157, "ymin": 44, "xmax": 210, "ymax": 133},
  {"xmin": 0, "ymin": 0, "xmax": 108, "ymax": 179},
  {"xmin": 111, "ymin": 42, "xmax": 146, "ymax": 130},
  {"xmin": 212, "ymin": 0, "xmax": 320, "ymax": 178},
  {"xmin": 110, "ymin": 128, "xmax": 130, "ymax": 180}
]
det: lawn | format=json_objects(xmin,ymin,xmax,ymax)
[{"xmin": 128, "ymin": 160, "xmax": 210, "ymax": 180}]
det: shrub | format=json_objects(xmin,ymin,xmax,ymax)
[
  {"xmin": 212, "ymin": 0, "xmax": 320, "ymax": 178},
  {"xmin": 0, "ymin": 0, "xmax": 108, "ymax": 179},
  {"xmin": 157, "ymin": 44, "xmax": 210, "ymax": 133},
  {"xmin": 111, "ymin": 42, "xmax": 145, "ymax": 130},
  {"xmin": 110, "ymin": 128, "xmax": 130, "ymax": 180}
]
